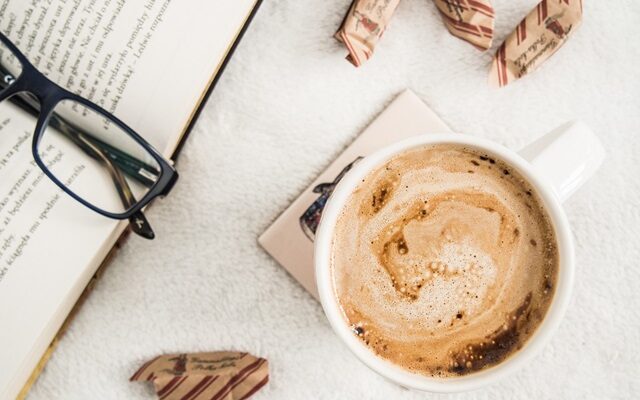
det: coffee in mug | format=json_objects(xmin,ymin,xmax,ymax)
[{"xmin": 330, "ymin": 143, "xmax": 558, "ymax": 377}]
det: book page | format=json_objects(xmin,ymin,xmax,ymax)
[{"xmin": 0, "ymin": 1, "xmax": 259, "ymax": 398}]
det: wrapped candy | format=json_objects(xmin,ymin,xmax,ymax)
[
  {"xmin": 335, "ymin": 0, "xmax": 402, "ymax": 67},
  {"xmin": 489, "ymin": 0, "xmax": 583, "ymax": 87},
  {"xmin": 130, "ymin": 352, "xmax": 268, "ymax": 400}
]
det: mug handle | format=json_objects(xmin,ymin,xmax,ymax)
[{"xmin": 518, "ymin": 120, "xmax": 605, "ymax": 203}]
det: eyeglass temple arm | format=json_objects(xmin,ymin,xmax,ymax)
[
  {"xmin": 47, "ymin": 121, "xmax": 155, "ymax": 239},
  {"xmin": 50, "ymin": 123, "xmax": 155, "ymax": 239},
  {"xmin": 75, "ymin": 134, "xmax": 155, "ymax": 239}
]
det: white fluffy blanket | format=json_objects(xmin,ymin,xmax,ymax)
[{"xmin": 29, "ymin": 0, "xmax": 640, "ymax": 398}]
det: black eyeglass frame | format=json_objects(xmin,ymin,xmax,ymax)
[{"xmin": 0, "ymin": 31, "xmax": 178, "ymax": 223}]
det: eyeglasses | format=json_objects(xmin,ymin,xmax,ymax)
[{"xmin": 0, "ymin": 32, "xmax": 178, "ymax": 239}]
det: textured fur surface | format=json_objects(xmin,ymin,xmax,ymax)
[{"xmin": 29, "ymin": 0, "xmax": 639, "ymax": 398}]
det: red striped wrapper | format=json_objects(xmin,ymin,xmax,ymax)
[
  {"xmin": 130, "ymin": 352, "xmax": 268, "ymax": 400},
  {"xmin": 335, "ymin": 0, "xmax": 402, "ymax": 67},
  {"xmin": 433, "ymin": 0, "xmax": 495, "ymax": 50},
  {"xmin": 489, "ymin": 0, "xmax": 583, "ymax": 87}
]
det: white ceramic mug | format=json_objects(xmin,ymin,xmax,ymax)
[{"xmin": 314, "ymin": 121, "xmax": 604, "ymax": 393}]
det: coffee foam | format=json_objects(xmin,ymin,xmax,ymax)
[{"xmin": 331, "ymin": 144, "xmax": 558, "ymax": 377}]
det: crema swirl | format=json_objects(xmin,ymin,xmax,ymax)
[{"xmin": 331, "ymin": 144, "xmax": 558, "ymax": 377}]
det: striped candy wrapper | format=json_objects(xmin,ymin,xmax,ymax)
[
  {"xmin": 489, "ymin": 0, "xmax": 583, "ymax": 87},
  {"xmin": 335, "ymin": 0, "xmax": 402, "ymax": 67},
  {"xmin": 433, "ymin": 0, "xmax": 495, "ymax": 50},
  {"xmin": 130, "ymin": 352, "xmax": 268, "ymax": 400}
]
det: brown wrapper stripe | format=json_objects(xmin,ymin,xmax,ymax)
[
  {"xmin": 489, "ymin": 0, "xmax": 583, "ymax": 87},
  {"xmin": 130, "ymin": 352, "xmax": 268, "ymax": 400}
]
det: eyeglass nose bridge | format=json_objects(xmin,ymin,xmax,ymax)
[{"xmin": 8, "ymin": 65, "xmax": 66, "ymax": 106}]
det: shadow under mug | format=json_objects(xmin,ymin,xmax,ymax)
[{"xmin": 314, "ymin": 121, "xmax": 604, "ymax": 393}]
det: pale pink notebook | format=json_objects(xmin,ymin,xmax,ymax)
[{"xmin": 259, "ymin": 90, "xmax": 452, "ymax": 299}]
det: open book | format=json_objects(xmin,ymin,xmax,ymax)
[{"xmin": 0, "ymin": 1, "xmax": 261, "ymax": 398}]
